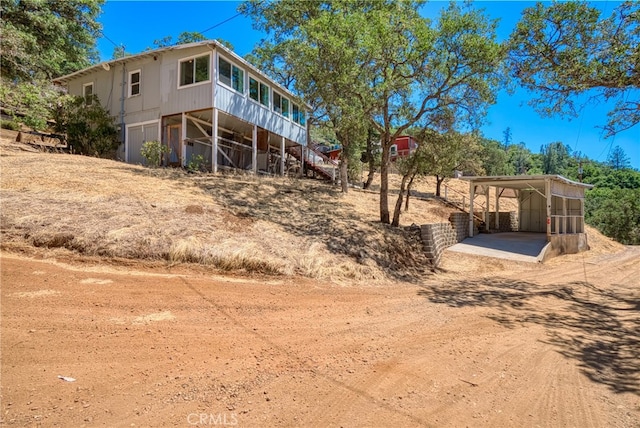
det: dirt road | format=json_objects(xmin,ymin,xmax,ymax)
[{"xmin": 1, "ymin": 248, "xmax": 639, "ymax": 427}]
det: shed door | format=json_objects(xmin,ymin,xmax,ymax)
[
  {"xmin": 520, "ymin": 190, "xmax": 545, "ymax": 232},
  {"xmin": 167, "ymin": 125, "xmax": 182, "ymax": 166},
  {"xmin": 127, "ymin": 122, "xmax": 159, "ymax": 165}
]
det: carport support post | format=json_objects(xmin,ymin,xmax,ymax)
[
  {"xmin": 469, "ymin": 182, "xmax": 475, "ymax": 238},
  {"xmin": 562, "ymin": 197, "xmax": 567, "ymax": 234},
  {"xmin": 484, "ymin": 186, "xmax": 490, "ymax": 228},
  {"xmin": 252, "ymin": 125, "xmax": 257, "ymax": 174},
  {"xmin": 545, "ymin": 178, "xmax": 551, "ymax": 238},
  {"xmin": 212, "ymin": 109, "xmax": 218, "ymax": 174},
  {"xmin": 181, "ymin": 113, "xmax": 187, "ymax": 167},
  {"xmin": 495, "ymin": 186, "xmax": 500, "ymax": 230},
  {"xmin": 280, "ymin": 136, "xmax": 285, "ymax": 176}
]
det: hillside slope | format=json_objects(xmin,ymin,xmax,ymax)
[
  {"xmin": 1, "ymin": 134, "xmax": 466, "ymax": 282},
  {"xmin": 0, "ymin": 131, "xmax": 623, "ymax": 282}
]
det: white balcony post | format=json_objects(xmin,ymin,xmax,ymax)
[
  {"xmin": 280, "ymin": 136, "xmax": 285, "ymax": 176},
  {"xmin": 469, "ymin": 182, "xmax": 475, "ymax": 237},
  {"xmin": 212, "ymin": 108, "xmax": 218, "ymax": 174},
  {"xmin": 252, "ymin": 125, "xmax": 257, "ymax": 174}
]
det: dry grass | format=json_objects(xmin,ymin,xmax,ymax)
[
  {"xmin": 1, "ymin": 132, "xmax": 467, "ymax": 282},
  {"xmin": 0, "ymin": 130, "xmax": 618, "ymax": 282}
]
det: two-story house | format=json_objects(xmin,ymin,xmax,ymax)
[{"xmin": 53, "ymin": 40, "xmax": 308, "ymax": 175}]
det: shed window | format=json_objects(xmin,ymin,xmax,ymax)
[
  {"xmin": 129, "ymin": 70, "xmax": 140, "ymax": 97},
  {"xmin": 83, "ymin": 82, "xmax": 94, "ymax": 105},
  {"xmin": 249, "ymin": 77, "xmax": 269, "ymax": 107},
  {"xmin": 273, "ymin": 91, "xmax": 289, "ymax": 118},
  {"xmin": 179, "ymin": 54, "xmax": 210, "ymax": 87},
  {"xmin": 218, "ymin": 57, "xmax": 244, "ymax": 93}
]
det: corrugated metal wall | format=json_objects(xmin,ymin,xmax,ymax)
[{"xmin": 519, "ymin": 190, "xmax": 545, "ymax": 232}]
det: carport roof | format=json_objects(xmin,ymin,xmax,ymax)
[{"xmin": 459, "ymin": 174, "xmax": 594, "ymax": 190}]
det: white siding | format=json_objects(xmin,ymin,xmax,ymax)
[
  {"xmin": 159, "ymin": 48, "xmax": 213, "ymax": 115},
  {"xmin": 215, "ymin": 84, "xmax": 306, "ymax": 145}
]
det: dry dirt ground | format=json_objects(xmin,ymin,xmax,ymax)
[
  {"xmin": 1, "ymin": 131, "xmax": 639, "ymax": 427},
  {"xmin": 1, "ymin": 247, "xmax": 639, "ymax": 427}
]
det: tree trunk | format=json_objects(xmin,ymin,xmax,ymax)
[
  {"xmin": 379, "ymin": 144, "xmax": 391, "ymax": 223},
  {"xmin": 335, "ymin": 131, "xmax": 350, "ymax": 193},
  {"xmin": 435, "ymin": 175, "xmax": 445, "ymax": 197},
  {"xmin": 392, "ymin": 174, "xmax": 409, "ymax": 227},
  {"xmin": 364, "ymin": 157, "xmax": 376, "ymax": 189},
  {"xmin": 339, "ymin": 156, "xmax": 349, "ymax": 193},
  {"xmin": 404, "ymin": 173, "xmax": 416, "ymax": 212},
  {"xmin": 363, "ymin": 132, "xmax": 376, "ymax": 189}
]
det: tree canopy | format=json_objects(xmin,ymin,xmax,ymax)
[
  {"xmin": 1, "ymin": 0, "xmax": 104, "ymax": 81},
  {"xmin": 242, "ymin": 0, "xmax": 504, "ymax": 223},
  {"xmin": 508, "ymin": 1, "xmax": 640, "ymax": 136}
]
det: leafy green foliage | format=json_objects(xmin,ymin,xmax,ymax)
[
  {"xmin": 1, "ymin": 0, "xmax": 103, "ymax": 81},
  {"xmin": 152, "ymin": 31, "xmax": 207, "ymax": 49},
  {"xmin": 140, "ymin": 140, "xmax": 170, "ymax": 168},
  {"xmin": 187, "ymin": 154, "xmax": 207, "ymax": 173},
  {"xmin": 507, "ymin": 143, "xmax": 533, "ymax": 175},
  {"xmin": 586, "ymin": 188, "xmax": 640, "ymax": 245},
  {"xmin": 1, "ymin": 119, "xmax": 21, "ymax": 131},
  {"xmin": 508, "ymin": 1, "xmax": 640, "ymax": 136},
  {"xmin": 541, "ymin": 142, "xmax": 571, "ymax": 175},
  {"xmin": 242, "ymin": 0, "xmax": 504, "ymax": 221},
  {"xmin": 53, "ymin": 95, "xmax": 119, "ymax": 158},
  {"xmin": 111, "ymin": 45, "xmax": 132, "ymax": 60},
  {"xmin": 607, "ymin": 145, "xmax": 631, "ymax": 170},
  {"xmin": 481, "ymin": 139, "xmax": 513, "ymax": 176},
  {"xmin": 0, "ymin": 78, "xmax": 59, "ymax": 130}
]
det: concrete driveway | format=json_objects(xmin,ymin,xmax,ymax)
[{"xmin": 446, "ymin": 232, "xmax": 549, "ymax": 262}]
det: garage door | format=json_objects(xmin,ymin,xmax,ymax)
[{"xmin": 127, "ymin": 121, "xmax": 159, "ymax": 165}]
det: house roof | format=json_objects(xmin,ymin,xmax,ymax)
[
  {"xmin": 52, "ymin": 40, "xmax": 308, "ymax": 107},
  {"xmin": 459, "ymin": 174, "xmax": 594, "ymax": 190}
]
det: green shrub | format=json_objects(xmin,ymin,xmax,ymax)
[
  {"xmin": 586, "ymin": 188, "xmax": 640, "ymax": 245},
  {"xmin": 187, "ymin": 154, "xmax": 207, "ymax": 173},
  {"xmin": 52, "ymin": 95, "xmax": 119, "ymax": 158},
  {"xmin": 0, "ymin": 119, "xmax": 20, "ymax": 131},
  {"xmin": 140, "ymin": 140, "xmax": 170, "ymax": 168}
]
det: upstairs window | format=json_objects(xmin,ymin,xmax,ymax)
[
  {"xmin": 83, "ymin": 82, "xmax": 94, "ymax": 105},
  {"xmin": 273, "ymin": 91, "xmax": 289, "ymax": 118},
  {"xmin": 179, "ymin": 54, "xmax": 210, "ymax": 87},
  {"xmin": 249, "ymin": 76, "xmax": 269, "ymax": 107},
  {"xmin": 128, "ymin": 70, "xmax": 140, "ymax": 97},
  {"xmin": 291, "ymin": 103, "xmax": 304, "ymax": 125},
  {"xmin": 218, "ymin": 57, "xmax": 244, "ymax": 93},
  {"xmin": 292, "ymin": 104, "xmax": 306, "ymax": 126}
]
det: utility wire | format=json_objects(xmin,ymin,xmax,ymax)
[
  {"xmin": 100, "ymin": 32, "xmax": 121, "ymax": 49},
  {"xmin": 199, "ymin": 11, "xmax": 243, "ymax": 35}
]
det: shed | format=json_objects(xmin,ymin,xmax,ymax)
[{"xmin": 460, "ymin": 175, "xmax": 594, "ymax": 256}]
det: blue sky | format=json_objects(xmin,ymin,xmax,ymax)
[{"xmin": 96, "ymin": 1, "xmax": 639, "ymax": 168}]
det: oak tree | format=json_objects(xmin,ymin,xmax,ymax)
[{"xmin": 508, "ymin": 1, "xmax": 640, "ymax": 136}]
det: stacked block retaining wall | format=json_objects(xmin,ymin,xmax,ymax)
[
  {"xmin": 488, "ymin": 211, "xmax": 519, "ymax": 232},
  {"xmin": 420, "ymin": 212, "xmax": 470, "ymax": 267},
  {"xmin": 420, "ymin": 211, "xmax": 517, "ymax": 267}
]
